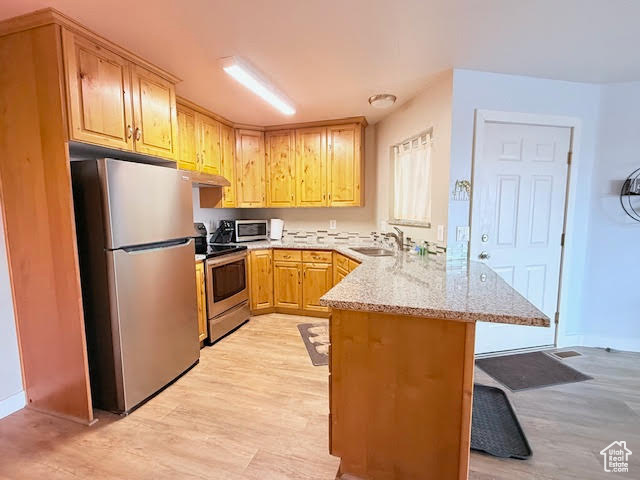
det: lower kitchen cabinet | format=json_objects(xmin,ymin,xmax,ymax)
[
  {"xmin": 274, "ymin": 261, "xmax": 303, "ymax": 309},
  {"xmin": 302, "ymin": 262, "xmax": 333, "ymax": 313},
  {"xmin": 248, "ymin": 249, "xmax": 358, "ymax": 316},
  {"xmin": 195, "ymin": 261, "xmax": 207, "ymax": 343},
  {"xmin": 334, "ymin": 265, "xmax": 349, "ymax": 284},
  {"xmin": 249, "ymin": 250, "xmax": 274, "ymax": 312}
]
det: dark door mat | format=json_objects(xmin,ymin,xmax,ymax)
[
  {"xmin": 475, "ymin": 351, "xmax": 592, "ymax": 392},
  {"xmin": 471, "ymin": 384, "xmax": 532, "ymax": 459},
  {"xmin": 297, "ymin": 323, "xmax": 329, "ymax": 366},
  {"xmin": 552, "ymin": 350, "xmax": 582, "ymax": 359}
]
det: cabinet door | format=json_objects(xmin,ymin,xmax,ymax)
[
  {"xmin": 62, "ymin": 29, "xmax": 133, "ymax": 151},
  {"xmin": 249, "ymin": 250, "xmax": 273, "ymax": 311},
  {"xmin": 266, "ymin": 130, "xmax": 296, "ymax": 207},
  {"xmin": 302, "ymin": 262, "xmax": 333, "ymax": 312},
  {"xmin": 220, "ymin": 123, "xmax": 236, "ymax": 207},
  {"xmin": 195, "ymin": 262, "xmax": 207, "ymax": 343},
  {"xmin": 296, "ymin": 127, "xmax": 327, "ymax": 206},
  {"xmin": 274, "ymin": 261, "xmax": 302, "ymax": 309},
  {"xmin": 348, "ymin": 259, "xmax": 361, "ymax": 272},
  {"xmin": 236, "ymin": 129, "xmax": 266, "ymax": 207},
  {"xmin": 333, "ymin": 265, "xmax": 349, "ymax": 285},
  {"xmin": 131, "ymin": 64, "xmax": 178, "ymax": 160},
  {"xmin": 327, "ymin": 124, "xmax": 362, "ymax": 206},
  {"xmin": 198, "ymin": 114, "xmax": 222, "ymax": 175},
  {"xmin": 177, "ymin": 105, "xmax": 198, "ymax": 171}
]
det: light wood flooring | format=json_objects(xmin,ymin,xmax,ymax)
[{"xmin": 0, "ymin": 314, "xmax": 638, "ymax": 479}]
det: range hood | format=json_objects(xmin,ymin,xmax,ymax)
[{"xmin": 178, "ymin": 169, "xmax": 230, "ymax": 188}]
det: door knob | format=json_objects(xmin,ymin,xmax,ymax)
[{"xmin": 478, "ymin": 251, "xmax": 490, "ymax": 260}]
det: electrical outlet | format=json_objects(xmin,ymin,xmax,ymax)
[
  {"xmin": 329, "ymin": 219, "xmax": 337, "ymax": 230},
  {"xmin": 437, "ymin": 225, "xmax": 445, "ymax": 242},
  {"xmin": 456, "ymin": 226, "xmax": 469, "ymax": 242}
]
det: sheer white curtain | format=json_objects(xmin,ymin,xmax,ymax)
[{"xmin": 393, "ymin": 132, "xmax": 432, "ymax": 224}]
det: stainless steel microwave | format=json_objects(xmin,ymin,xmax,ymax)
[{"xmin": 235, "ymin": 219, "xmax": 268, "ymax": 242}]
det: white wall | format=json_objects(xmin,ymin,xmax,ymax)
[
  {"xmin": 449, "ymin": 69, "xmax": 602, "ymax": 348},
  {"xmin": 579, "ymin": 82, "xmax": 640, "ymax": 351},
  {"xmin": 0, "ymin": 210, "xmax": 25, "ymax": 419},
  {"xmin": 374, "ymin": 70, "xmax": 453, "ymax": 244}
]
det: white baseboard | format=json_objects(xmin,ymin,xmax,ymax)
[
  {"xmin": 559, "ymin": 334, "xmax": 640, "ymax": 353},
  {"xmin": 0, "ymin": 390, "xmax": 25, "ymax": 419}
]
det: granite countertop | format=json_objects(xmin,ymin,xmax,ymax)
[{"xmin": 236, "ymin": 239, "xmax": 549, "ymax": 327}]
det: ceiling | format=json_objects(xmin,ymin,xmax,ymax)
[{"xmin": 2, "ymin": 0, "xmax": 639, "ymax": 125}]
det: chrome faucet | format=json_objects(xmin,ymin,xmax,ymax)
[{"xmin": 385, "ymin": 226, "xmax": 404, "ymax": 250}]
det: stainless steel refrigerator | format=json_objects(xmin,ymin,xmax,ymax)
[{"xmin": 71, "ymin": 158, "xmax": 199, "ymax": 414}]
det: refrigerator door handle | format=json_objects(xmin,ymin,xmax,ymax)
[{"xmin": 121, "ymin": 238, "xmax": 193, "ymax": 254}]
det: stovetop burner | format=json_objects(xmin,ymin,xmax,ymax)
[{"xmin": 206, "ymin": 243, "xmax": 247, "ymax": 258}]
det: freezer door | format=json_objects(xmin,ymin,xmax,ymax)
[
  {"xmin": 99, "ymin": 158, "xmax": 193, "ymax": 249},
  {"xmin": 107, "ymin": 238, "xmax": 199, "ymax": 412}
]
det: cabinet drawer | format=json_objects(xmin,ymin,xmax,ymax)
[
  {"xmin": 273, "ymin": 249, "xmax": 302, "ymax": 262},
  {"xmin": 334, "ymin": 252, "xmax": 349, "ymax": 271},
  {"xmin": 303, "ymin": 250, "xmax": 332, "ymax": 264}
]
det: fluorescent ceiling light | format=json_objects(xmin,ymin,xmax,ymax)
[{"xmin": 221, "ymin": 56, "xmax": 295, "ymax": 116}]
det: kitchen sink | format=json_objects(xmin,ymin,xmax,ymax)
[{"xmin": 350, "ymin": 247, "xmax": 395, "ymax": 257}]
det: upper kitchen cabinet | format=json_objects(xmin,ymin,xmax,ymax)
[
  {"xmin": 266, "ymin": 130, "xmax": 296, "ymax": 207},
  {"xmin": 198, "ymin": 113, "xmax": 222, "ymax": 175},
  {"xmin": 236, "ymin": 129, "xmax": 266, "ymax": 207},
  {"xmin": 62, "ymin": 28, "xmax": 179, "ymax": 161},
  {"xmin": 220, "ymin": 123, "xmax": 237, "ymax": 207},
  {"xmin": 62, "ymin": 29, "xmax": 133, "ymax": 151},
  {"xmin": 327, "ymin": 123, "xmax": 363, "ymax": 206},
  {"xmin": 177, "ymin": 105, "xmax": 198, "ymax": 170},
  {"xmin": 130, "ymin": 65, "xmax": 178, "ymax": 159},
  {"xmin": 296, "ymin": 126, "xmax": 327, "ymax": 207}
]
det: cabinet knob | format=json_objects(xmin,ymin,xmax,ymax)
[
  {"xmin": 127, "ymin": 125, "xmax": 133, "ymax": 139},
  {"xmin": 134, "ymin": 127, "xmax": 141, "ymax": 141}
]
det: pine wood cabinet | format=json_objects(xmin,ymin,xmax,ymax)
[
  {"xmin": 302, "ymin": 262, "xmax": 333, "ymax": 313},
  {"xmin": 327, "ymin": 123, "xmax": 363, "ymax": 206},
  {"xmin": 195, "ymin": 261, "xmax": 207, "ymax": 343},
  {"xmin": 236, "ymin": 129, "xmax": 266, "ymax": 207},
  {"xmin": 274, "ymin": 261, "xmax": 303, "ymax": 309},
  {"xmin": 220, "ymin": 123, "xmax": 237, "ymax": 207},
  {"xmin": 62, "ymin": 29, "xmax": 134, "ymax": 151},
  {"xmin": 333, "ymin": 252, "xmax": 350, "ymax": 284},
  {"xmin": 296, "ymin": 127, "xmax": 327, "ymax": 206},
  {"xmin": 130, "ymin": 64, "xmax": 177, "ymax": 159},
  {"xmin": 249, "ymin": 250, "xmax": 273, "ymax": 311},
  {"xmin": 63, "ymin": 29, "xmax": 178, "ymax": 160},
  {"xmin": 177, "ymin": 106, "xmax": 198, "ymax": 171},
  {"xmin": 198, "ymin": 113, "xmax": 222, "ymax": 175},
  {"xmin": 266, "ymin": 130, "xmax": 296, "ymax": 207}
]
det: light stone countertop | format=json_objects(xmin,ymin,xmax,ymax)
[{"xmin": 232, "ymin": 239, "xmax": 549, "ymax": 327}]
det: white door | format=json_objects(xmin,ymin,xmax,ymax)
[{"xmin": 471, "ymin": 121, "xmax": 571, "ymax": 354}]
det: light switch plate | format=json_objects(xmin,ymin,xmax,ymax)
[
  {"xmin": 456, "ymin": 226, "xmax": 469, "ymax": 242},
  {"xmin": 437, "ymin": 225, "xmax": 444, "ymax": 242},
  {"xmin": 329, "ymin": 219, "xmax": 337, "ymax": 230}
]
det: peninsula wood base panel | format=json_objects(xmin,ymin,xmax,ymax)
[{"xmin": 330, "ymin": 309, "xmax": 475, "ymax": 480}]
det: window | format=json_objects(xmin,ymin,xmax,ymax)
[{"xmin": 390, "ymin": 130, "xmax": 432, "ymax": 227}]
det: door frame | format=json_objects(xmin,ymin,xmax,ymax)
[{"xmin": 470, "ymin": 109, "xmax": 582, "ymax": 348}]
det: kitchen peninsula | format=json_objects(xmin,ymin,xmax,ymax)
[
  {"xmin": 231, "ymin": 235, "xmax": 548, "ymax": 479},
  {"xmin": 320, "ymin": 250, "xmax": 548, "ymax": 480}
]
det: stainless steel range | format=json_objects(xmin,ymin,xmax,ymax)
[{"xmin": 205, "ymin": 244, "xmax": 250, "ymax": 342}]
